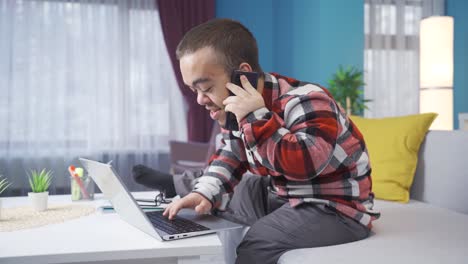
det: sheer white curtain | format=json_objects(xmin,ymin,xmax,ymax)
[
  {"xmin": 364, "ymin": 0, "xmax": 444, "ymax": 118},
  {"xmin": 0, "ymin": 0, "xmax": 187, "ymax": 195}
]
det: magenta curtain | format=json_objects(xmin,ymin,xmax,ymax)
[{"xmin": 157, "ymin": 0, "xmax": 215, "ymax": 143}]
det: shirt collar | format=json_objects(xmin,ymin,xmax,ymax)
[{"xmin": 261, "ymin": 72, "xmax": 280, "ymax": 110}]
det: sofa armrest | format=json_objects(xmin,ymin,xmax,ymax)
[
  {"xmin": 169, "ymin": 140, "xmax": 209, "ymax": 174},
  {"xmin": 411, "ymin": 130, "xmax": 468, "ymax": 214}
]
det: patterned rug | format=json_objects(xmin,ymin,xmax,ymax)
[{"xmin": 0, "ymin": 204, "xmax": 95, "ymax": 232}]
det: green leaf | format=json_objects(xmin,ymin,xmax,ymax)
[
  {"xmin": 327, "ymin": 65, "xmax": 371, "ymax": 116},
  {"xmin": 0, "ymin": 176, "xmax": 11, "ymax": 195},
  {"xmin": 28, "ymin": 169, "xmax": 53, "ymax": 193}
]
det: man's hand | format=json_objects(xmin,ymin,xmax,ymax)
[
  {"xmin": 223, "ymin": 75, "xmax": 265, "ymax": 123},
  {"xmin": 163, "ymin": 192, "xmax": 212, "ymax": 220}
]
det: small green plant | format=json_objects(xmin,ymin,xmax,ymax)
[
  {"xmin": 328, "ymin": 65, "xmax": 371, "ymax": 116},
  {"xmin": 0, "ymin": 176, "xmax": 11, "ymax": 195},
  {"xmin": 28, "ymin": 169, "xmax": 53, "ymax": 193}
]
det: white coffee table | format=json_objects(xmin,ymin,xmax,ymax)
[{"xmin": 0, "ymin": 193, "xmax": 223, "ymax": 264}]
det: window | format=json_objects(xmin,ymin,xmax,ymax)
[
  {"xmin": 363, "ymin": 0, "xmax": 425, "ymax": 117},
  {"xmin": 0, "ymin": 0, "xmax": 187, "ymax": 195},
  {"xmin": 0, "ymin": 0, "xmax": 186, "ymax": 158}
]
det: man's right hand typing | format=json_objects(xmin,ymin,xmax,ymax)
[{"xmin": 162, "ymin": 192, "xmax": 212, "ymax": 220}]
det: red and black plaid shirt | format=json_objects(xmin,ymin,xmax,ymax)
[{"xmin": 193, "ymin": 73, "xmax": 380, "ymax": 229}]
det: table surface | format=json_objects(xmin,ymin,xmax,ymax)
[{"xmin": 0, "ymin": 192, "xmax": 222, "ymax": 264}]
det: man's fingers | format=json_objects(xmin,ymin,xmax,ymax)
[
  {"xmin": 168, "ymin": 202, "xmax": 182, "ymax": 220},
  {"xmin": 163, "ymin": 200, "xmax": 184, "ymax": 219},
  {"xmin": 163, "ymin": 193, "xmax": 212, "ymax": 219},
  {"xmin": 222, "ymin": 96, "xmax": 239, "ymax": 106},
  {"xmin": 224, "ymin": 103, "xmax": 239, "ymax": 115},
  {"xmin": 162, "ymin": 204, "xmax": 171, "ymax": 216},
  {"xmin": 224, "ymin": 104, "xmax": 231, "ymax": 114},
  {"xmin": 240, "ymin": 75, "xmax": 256, "ymax": 93},
  {"xmin": 222, "ymin": 96, "xmax": 233, "ymax": 106},
  {"xmin": 226, "ymin": 83, "xmax": 248, "ymax": 97}
]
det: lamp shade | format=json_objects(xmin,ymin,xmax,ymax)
[
  {"xmin": 419, "ymin": 16, "xmax": 454, "ymax": 130},
  {"xmin": 420, "ymin": 16, "xmax": 454, "ymax": 88}
]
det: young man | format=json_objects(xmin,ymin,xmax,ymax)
[{"xmin": 137, "ymin": 18, "xmax": 379, "ymax": 264}]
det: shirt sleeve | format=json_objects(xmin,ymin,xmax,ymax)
[
  {"xmin": 238, "ymin": 82, "xmax": 339, "ymax": 181},
  {"xmin": 191, "ymin": 130, "xmax": 248, "ymax": 209}
]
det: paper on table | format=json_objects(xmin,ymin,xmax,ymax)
[
  {"xmin": 95, "ymin": 199, "xmax": 164, "ymax": 214},
  {"xmin": 98, "ymin": 206, "xmax": 164, "ymax": 214}
]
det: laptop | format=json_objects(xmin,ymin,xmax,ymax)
[{"xmin": 79, "ymin": 157, "xmax": 242, "ymax": 241}]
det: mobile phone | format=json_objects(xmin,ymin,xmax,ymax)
[{"xmin": 224, "ymin": 70, "xmax": 259, "ymax": 131}]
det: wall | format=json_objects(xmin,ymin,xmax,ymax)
[
  {"xmin": 215, "ymin": 0, "xmax": 274, "ymax": 72},
  {"xmin": 217, "ymin": 0, "xmax": 468, "ymax": 128},
  {"xmin": 273, "ymin": 0, "xmax": 364, "ymax": 86},
  {"xmin": 216, "ymin": 0, "xmax": 364, "ymax": 86},
  {"xmin": 447, "ymin": 0, "xmax": 468, "ymax": 129}
]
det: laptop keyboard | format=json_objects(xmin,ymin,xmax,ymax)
[{"xmin": 146, "ymin": 211, "xmax": 210, "ymax": 235}]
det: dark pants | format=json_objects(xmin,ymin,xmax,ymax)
[{"xmin": 174, "ymin": 171, "xmax": 370, "ymax": 264}]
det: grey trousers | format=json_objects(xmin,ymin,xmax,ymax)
[{"xmin": 174, "ymin": 171, "xmax": 370, "ymax": 264}]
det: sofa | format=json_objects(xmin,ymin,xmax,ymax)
[
  {"xmin": 175, "ymin": 117, "xmax": 468, "ymax": 263},
  {"xmin": 277, "ymin": 130, "xmax": 468, "ymax": 263}
]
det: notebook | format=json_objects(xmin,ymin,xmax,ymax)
[{"xmin": 79, "ymin": 158, "xmax": 242, "ymax": 241}]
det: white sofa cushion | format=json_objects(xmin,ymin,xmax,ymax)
[{"xmin": 278, "ymin": 199, "xmax": 468, "ymax": 264}]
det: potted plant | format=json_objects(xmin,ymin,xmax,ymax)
[
  {"xmin": 28, "ymin": 169, "xmax": 53, "ymax": 212},
  {"xmin": 0, "ymin": 175, "xmax": 11, "ymax": 219},
  {"xmin": 328, "ymin": 65, "xmax": 371, "ymax": 116}
]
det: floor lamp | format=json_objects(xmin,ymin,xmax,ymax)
[{"xmin": 419, "ymin": 16, "xmax": 454, "ymax": 130}]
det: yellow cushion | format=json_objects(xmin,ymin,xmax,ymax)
[{"xmin": 350, "ymin": 113, "xmax": 437, "ymax": 203}]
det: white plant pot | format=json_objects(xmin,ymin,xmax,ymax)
[{"xmin": 28, "ymin": 191, "xmax": 49, "ymax": 212}]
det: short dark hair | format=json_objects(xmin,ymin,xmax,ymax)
[{"xmin": 176, "ymin": 18, "xmax": 262, "ymax": 74}]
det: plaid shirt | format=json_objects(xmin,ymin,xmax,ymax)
[{"xmin": 193, "ymin": 73, "xmax": 380, "ymax": 228}]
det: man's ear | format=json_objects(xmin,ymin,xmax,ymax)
[{"xmin": 238, "ymin": 63, "xmax": 253, "ymax": 72}]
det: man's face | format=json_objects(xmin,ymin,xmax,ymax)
[{"xmin": 180, "ymin": 47, "xmax": 230, "ymax": 126}]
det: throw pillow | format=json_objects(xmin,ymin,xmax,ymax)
[{"xmin": 350, "ymin": 113, "xmax": 437, "ymax": 202}]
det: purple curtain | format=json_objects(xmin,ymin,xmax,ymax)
[{"xmin": 157, "ymin": 0, "xmax": 215, "ymax": 143}]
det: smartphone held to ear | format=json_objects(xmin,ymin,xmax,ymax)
[{"xmin": 224, "ymin": 70, "xmax": 259, "ymax": 131}]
